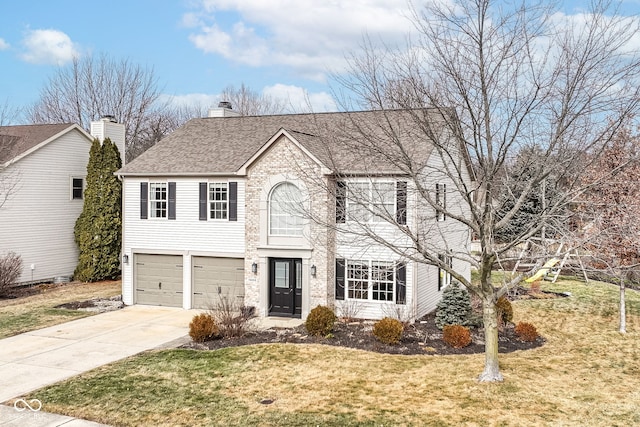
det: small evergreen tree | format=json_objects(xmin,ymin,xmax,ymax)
[
  {"xmin": 74, "ymin": 138, "xmax": 122, "ymax": 281},
  {"xmin": 435, "ymin": 281, "xmax": 472, "ymax": 329}
]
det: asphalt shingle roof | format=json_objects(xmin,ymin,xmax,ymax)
[
  {"xmin": 118, "ymin": 109, "xmax": 441, "ymax": 176},
  {"xmin": 0, "ymin": 123, "xmax": 76, "ymax": 164}
]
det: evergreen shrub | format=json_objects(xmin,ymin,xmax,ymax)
[{"xmin": 435, "ymin": 281, "xmax": 472, "ymax": 329}]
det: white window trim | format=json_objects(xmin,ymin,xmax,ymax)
[
  {"xmin": 346, "ymin": 180, "xmax": 397, "ymax": 224},
  {"xmin": 149, "ymin": 182, "xmax": 168, "ymax": 219},
  {"xmin": 345, "ymin": 259, "xmax": 396, "ymax": 303},
  {"xmin": 70, "ymin": 176, "xmax": 84, "ymax": 200},
  {"xmin": 436, "ymin": 183, "xmax": 446, "ymax": 222},
  {"xmin": 438, "ymin": 254, "xmax": 452, "ymax": 290},
  {"xmin": 208, "ymin": 182, "xmax": 228, "ymax": 220},
  {"xmin": 268, "ymin": 182, "xmax": 304, "ymax": 237}
]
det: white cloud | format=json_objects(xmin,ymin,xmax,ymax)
[
  {"xmin": 162, "ymin": 84, "xmax": 337, "ymax": 114},
  {"xmin": 20, "ymin": 29, "xmax": 79, "ymax": 65},
  {"xmin": 185, "ymin": 1, "xmax": 427, "ymax": 80},
  {"xmin": 0, "ymin": 38, "xmax": 9, "ymax": 50},
  {"xmin": 263, "ymin": 84, "xmax": 336, "ymax": 113}
]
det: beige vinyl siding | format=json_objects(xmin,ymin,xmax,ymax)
[
  {"xmin": 121, "ymin": 177, "xmax": 246, "ymax": 305},
  {"xmin": 0, "ymin": 129, "xmax": 91, "ymax": 283}
]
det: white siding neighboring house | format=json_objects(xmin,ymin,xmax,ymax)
[
  {"xmin": 117, "ymin": 106, "xmax": 473, "ymax": 320},
  {"xmin": 0, "ymin": 118, "xmax": 125, "ymax": 283}
]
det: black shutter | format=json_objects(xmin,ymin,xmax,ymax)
[
  {"xmin": 229, "ymin": 181, "xmax": 238, "ymax": 222},
  {"xmin": 199, "ymin": 182, "xmax": 207, "ymax": 221},
  {"xmin": 438, "ymin": 254, "xmax": 444, "ymax": 291},
  {"xmin": 140, "ymin": 182, "xmax": 148, "ymax": 219},
  {"xmin": 336, "ymin": 181, "xmax": 346, "ymax": 223},
  {"xmin": 168, "ymin": 182, "xmax": 176, "ymax": 220},
  {"xmin": 396, "ymin": 262, "xmax": 406, "ymax": 305},
  {"xmin": 335, "ymin": 258, "xmax": 346, "ymax": 300},
  {"xmin": 396, "ymin": 181, "xmax": 407, "ymax": 225}
]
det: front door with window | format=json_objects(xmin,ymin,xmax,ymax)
[{"xmin": 269, "ymin": 258, "xmax": 302, "ymax": 317}]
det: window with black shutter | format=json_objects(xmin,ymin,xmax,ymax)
[
  {"xmin": 140, "ymin": 182, "xmax": 148, "ymax": 219},
  {"xmin": 335, "ymin": 258, "xmax": 345, "ymax": 300},
  {"xmin": 396, "ymin": 181, "xmax": 407, "ymax": 225}
]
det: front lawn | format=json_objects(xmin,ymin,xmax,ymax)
[
  {"xmin": 24, "ymin": 278, "xmax": 640, "ymax": 426},
  {"xmin": 0, "ymin": 280, "xmax": 121, "ymax": 338}
]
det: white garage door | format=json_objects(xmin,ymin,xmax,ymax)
[
  {"xmin": 192, "ymin": 257, "xmax": 244, "ymax": 309},
  {"xmin": 135, "ymin": 254, "xmax": 183, "ymax": 307}
]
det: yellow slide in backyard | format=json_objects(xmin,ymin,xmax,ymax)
[{"xmin": 525, "ymin": 258, "xmax": 560, "ymax": 283}]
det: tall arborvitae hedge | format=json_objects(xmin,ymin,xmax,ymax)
[{"xmin": 74, "ymin": 138, "xmax": 122, "ymax": 282}]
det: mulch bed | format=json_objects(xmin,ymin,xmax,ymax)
[
  {"xmin": 182, "ymin": 309, "xmax": 545, "ymax": 356},
  {"xmin": 0, "ymin": 282, "xmax": 71, "ymax": 300}
]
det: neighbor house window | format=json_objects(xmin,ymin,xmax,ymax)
[
  {"xmin": 149, "ymin": 183, "xmax": 167, "ymax": 218},
  {"xmin": 269, "ymin": 182, "xmax": 304, "ymax": 236},
  {"xmin": 345, "ymin": 181, "xmax": 397, "ymax": 223},
  {"xmin": 438, "ymin": 254, "xmax": 452, "ymax": 290},
  {"xmin": 436, "ymin": 183, "xmax": 446, "ymax": 221},
  {"xmin": 209, "ymin": 182, "xmax": 228, "ymax": 219},
  {"xmin": 71, "ymin": 177, "xmax": 83, "ymax": 200}
]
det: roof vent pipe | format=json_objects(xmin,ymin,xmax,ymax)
[{"xmin": 101, "ymin": 115, "xmax": 117, "ymax": 123}]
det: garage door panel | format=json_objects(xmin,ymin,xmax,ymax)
[
  {"xmin": 135, "ymin": 254, "xmax": 183, "ymax": 307},
  {"xmin": 193, "ymin": 257, "xmax": 244, "ymax": 309}
]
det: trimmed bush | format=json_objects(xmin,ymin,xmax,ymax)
[
  {"xmin": 305, "ymin": 305, "xmax": 336, "ymax": 337},
  {"xmin": 442, "ymin": 324, "xmax": 472, "ymax": 348},
  {"xmin": 435, "ymin": 281, "xmax": 472, "ymax": 329},
  {"xmin": 496, "ymin": 296, "xmax": 514, "ymax": 325},
  {"xmin": 514, "ymin": 322, "xmax": 539, "ymax": 342},
  {"xmin": 373, "ymin": 317, "xmax": 404, "ymax": 345},
  {"xmin": 189, "ymin": 313, "xmax": 219, "ymax": 342}
]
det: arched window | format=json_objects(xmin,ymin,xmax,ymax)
[{"xmin": 269, "ymin": 182, "xmax": 304, "ymax": 236}]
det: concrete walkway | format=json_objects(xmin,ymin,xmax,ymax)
[
  {"xmin": 0, "ymin": 305, "xmax": 196, "ymax": 426},
  {"xmin": 0, "ymin": 306, "xmax": 304, "ymax": 426}
]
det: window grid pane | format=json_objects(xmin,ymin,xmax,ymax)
[
  {"xmin": 372, "ymin": 182, "xmax": 395, "ymax": 222},
  {"xmin": 72, "ymin": 178, "xmax": 83, "ymax": 200},
  {"xmin": 209, "ymin": 183, "xmax": 228, "ymax": 220},
  {"xmin": 347, "ymin": 261, "xmax": 369, "ymax": 300},
  {"xmin": 270, "ymin": 182, "xmax": 304, "ymax": 236},
  {"xmin": 149, "ymin": 183, "xmax": 167, "ymax": 218},
  {"xmin": 371, "ymin": 261, "xmax": 394, "ymax": 301}
]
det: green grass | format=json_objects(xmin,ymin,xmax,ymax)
[
  {"xmin": 0, "ymin": 281, "xmax": 121, "ymax": 338},
  {"xmin": 22, "ymin": 277, "xmax": 640, "ymax": 426}
]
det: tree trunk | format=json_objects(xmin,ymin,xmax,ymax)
[
  {"xmin": 478, "ymin": 297, "xmax": 504, "ymax": 382},
  {"xmin": 619, "ymin": 276, "xmax": 626, "ymax": 334}
]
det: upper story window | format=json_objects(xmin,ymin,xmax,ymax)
[
  {"xmin": 269, "ymin": 182, "xmax": 303, "ymax": 236},
  {"xmin": 336, "ymin": 180, "xmax": 406, "ymax": 225},
  {"xmin": 149, "ymin": 183, "xmax": 167, "ymax": 218},
  {"xmin": 209, "ymin": 183, "xmax": 228, "ymax": 220},
  {"xmin": 71, "ymin": 177, "xmax": 84, "ymax": 200}
]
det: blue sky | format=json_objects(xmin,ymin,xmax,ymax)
[{"xmin": 1, "ymin": 0, "xmax": 638, "ymax": 122}]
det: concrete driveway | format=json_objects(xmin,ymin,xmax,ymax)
[{"xmin": 0, "ymin": 305, "xmax": 196, "ymax": 404}]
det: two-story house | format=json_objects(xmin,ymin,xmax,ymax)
[
  {"xmin": 0, "ymin": 117, "xmax": 125, "ymax": 284},
  {"xmin": 116, "ymin": 106, "xmax": 472, "ymax": 320}
]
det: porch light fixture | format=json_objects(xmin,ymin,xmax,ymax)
[
  {"xmin": 122, "ymin": 254, "xmax": 129, "ymax": 265},
  {"xmin": 252, "ymin": 262, "xmax": 258, "ymax": 274},
  {"xmin": 311, "ymin": 265, "xmax": 317, "ymax": 277}
]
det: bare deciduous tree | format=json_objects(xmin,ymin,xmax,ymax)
[
  {"xmin": 220, "ymin": 83, "xmax": 287, "ymax": 116},
  {"xmin": 326, "ymin": 0, "xmax": 640, "ymax": 381},
  {"xmin": 578, "ymin": 124, "xmax": 640, "ymax": 334},
  {"xmin": 26, "ymin": 54, "xmax": 186, "ymax": 162},
  {"xmin": 0, "ymin": 100, "xmax": 21, "ymax": 210}
]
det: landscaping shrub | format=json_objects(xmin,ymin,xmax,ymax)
[
  {"xmin": 0, "ymin": 251, "xmax": 22, "ymax": 296},
  {"xmin": 305, "ymin": 305, "xmax": 336, "ymax": 336},
  {"xmin": 496, "ymin": 296, "xmax": 514, "ymax": 325},
  {"xmin": 435, "ymin": 281, "xmax": 472, "ymax": 329},
  {"xmin": 442, "ymin": 324, "xmax": 472, "ymax": 348},
  {"xmin": 189, "ymin": 313, "xmax": 219, "ymax": 342},
  {"xmin": 209, "ymin": 296, "xmax": 256, "ymax": 338},
  {"xmin": 514, "ymin": 322, "xmax": 539, "ymax": 342},
  {"xmin": 372, "ymin": 317, "xmax": 404, "ymax": 345}
]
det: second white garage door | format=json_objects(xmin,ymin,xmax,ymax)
[{"xmin": 192, "ymin": 256, "xmax": 245, "ymax": 309}]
